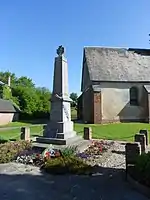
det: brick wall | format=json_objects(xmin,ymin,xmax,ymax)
[
  {"xmin": 79, "ymin": 89, "xmax": 102, "ymax": 124},
  {"xmin": 93, "ymin": 92, "xmax": 102, "ymax": 123}
]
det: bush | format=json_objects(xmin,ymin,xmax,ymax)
[
  {"xmin": 61, "ymin": 146, "xmax": 77, "ymax": 157},
  {"xmin": 0, "ymin": 136, "xmax": 8, "ymax": 144},
  {"xmin": 43, "ymin": 155, "xmax": 92, "ymax": 175},
  {"xmin": 0, "ymin": 140, "xmax": 32, "ymax": 163},
  {"xmin": 134, "ymin": 152, "xmax": 150, "ymax": 187}
]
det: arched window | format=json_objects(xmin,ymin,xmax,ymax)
[{"xmin": 130, "ymin": 87, "xmax": 138, "ymax": 106}]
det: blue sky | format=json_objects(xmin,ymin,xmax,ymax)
[{"xmin": 0, "ymin": 0, "xmax": 150, "ymax": 94}]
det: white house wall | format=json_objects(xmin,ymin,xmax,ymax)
[{"xmin": 100, "ymin": 82, "xmax": 149, "ymax": 122}]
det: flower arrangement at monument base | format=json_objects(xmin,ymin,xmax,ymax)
[
  {"xmin": 15, "ymin": 144, "xmax": 62, "ymax": 166},
  {"xmin": 0, "ymin": 140, "xmax": 32, "ymax": 163},
  {"xmin": 77, "ymin": 140, "xmax": 113, "ymax": 160},
  {"xmin": 0, "ymin": 139, "xmax": 115, "ymax": 175}
]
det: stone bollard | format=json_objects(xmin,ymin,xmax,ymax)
[
  {"xmin": 20, "ymin": 127, "xmax": 30, "ymax": 141},
  {"xmin": 83, "ymin": 127, "xmax": 92, "ymax": 140},
  {"xmin": 134, "ymin": 133, "xmax": 146, "ymax": 153},
  {"xmin": 125, "ymin": 142, "xmax": 141, "ymax": 178},
  {"xmin": 139, "ymin": 129, "xmax": 149, "ymax": 146}
]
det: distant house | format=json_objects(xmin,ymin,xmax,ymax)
[
  {"xmin": 0, "ymin": 99, "xmax": 20, "ymax": 125},
  {"xmin": 78, "ymin": 47, "xmax": 150, "ymax": 124},
  {"xmin": 0, "ymin": 78, "xmax": 20, "ymax": 125}
]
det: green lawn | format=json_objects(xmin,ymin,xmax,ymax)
[
  {"xmin": 74, "ymin": 123, "xmax": 150, "ymax": 142},
  {"xmin": 71, "ymin": 108, "xmax": 77, "ymax": 120},
  {"xmin": 0, "ymin": 121, "xmax": 34, "ymax": 128},
  {"xmin": 0, "ymin": 122, "xmax": 150, "ymax": 142},
  {"xmin": 0, "ymin": 125, "xmax": 43, "ymax": 141}
]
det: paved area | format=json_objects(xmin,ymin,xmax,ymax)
[{"xmin": 0, "ymin": 163, "xmax": 149, "ymax": 200}]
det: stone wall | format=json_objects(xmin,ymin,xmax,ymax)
[{"xmin": 100, "ymin": 82, "xmax": 149, "ymax": 123}]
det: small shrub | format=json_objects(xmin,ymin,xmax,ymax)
[
  {"xmin": 0, "ymin": 140, "xmax": 32, "ymax": 163},
  {"xmin": 134, "ymin": 152, "xmax": 150, "ymax": 187},
  {"xmin": 61, "ymin": 146, "xmax": 77, "ymax": 157},
  {"xmin": 43, "ymin": 155, "xmax": 92, "ymax": 175}
]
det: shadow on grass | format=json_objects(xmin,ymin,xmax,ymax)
[
  {"xmin": 9, "ymin": 139, "xmax": 17, "ymax": 142},
  {"xmin": 18, "ymin": 119, "xmax": 48, "ymax": 125},
  {"xmin": 0, "ymin": 138, "xmax": 8, "ymax": 144},
  {"xmin": 32, "ymin": 134, "xmax": 42, "ymax": 137},
  {"xmin": 0, "ymin": 165, "xmax": 148, "ymax": 200}
]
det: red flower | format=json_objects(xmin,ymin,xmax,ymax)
[
  {"xmin": 55, "ymin": 151, "xmax": 60, "ymax": 157},
  {"xmin": 36, "ymin": 153, "xmax": 40, "ymax": 158},
  {"xmin": 45, "ymin": 152, "xmax": 50, "ymax": 158},
  {"xmin": 99, "ymin": 146, "xmax": 103, "ymax": 152}
]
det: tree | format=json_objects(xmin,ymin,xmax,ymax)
[
  {"xmin": 0, "ymin": 71, "xmax": 51, "ymax": 120},
  {"xmin": 70, "ymin": 92, "xmax": 78, "ymax": 107},
  {"xmin": 0, "ymin": 71, "xmax": 17, "ymax": 86},
  {"xmin": 16, "ymin": 76, "xmax": 35, "ymax": 88}
]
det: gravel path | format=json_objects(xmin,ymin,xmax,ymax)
[{"xmin": 0, "ymin": 141, "xmax": 149, "ymax": 200}]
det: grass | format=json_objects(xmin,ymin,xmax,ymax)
[
  {"xmin": 0, "ymin": 125, "xmax": 43, "ymax": 141},
  {"xmin": 0, "ymin": 121, "xmax": 150, "ymax": 142},
  {"xmin": 74, "ymin": 123, "xmax": 150, "ymax": 142},
  {"xmin": 71, "ymin": 108, "xmax": 77, "ymax": 120},
  {"xmin": 0, "ymin": 122, "xmax": 33, "ymax": 128}
]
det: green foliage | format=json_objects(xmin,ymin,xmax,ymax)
[
  {"xmin": 43, "ymin": 155, "xmax": 92, "ymax": 175},
  {"xmin": 0, "ymin": 71, "xmax": 79, "ymax": 120},
  {"xmin": 0, "ymin": 140, "xmax": 32, "ymax": 163},
  {"xmin": 61, "ymin": 146, "xmax": 77, "ymax": 157},
  {"xmin": 2, "ymin": 85, "xmax": 12, "ymax": 100},
  {"xmin": 70, "ymin": 92, "xmax": 78, "ymax": 107},
  {"xmin": 0, "ymin": 71, "xmax": 17, "ymax": 87},
  {"xmin": 0, "ymin": 71, "xmax": 51, "ymax": 119},
  {"xmin": 135, "ymin": 152, "xmax": 150, "ymax": 187}
]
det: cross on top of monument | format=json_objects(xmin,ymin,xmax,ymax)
[{"xmin": 56, "ymin": 45, "xmax": 65, "ymax": 57}]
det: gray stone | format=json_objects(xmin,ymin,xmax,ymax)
[
  {"xmin": 37, "ymin": 46, "xmax": 76, "ymax": 145},
  {"xmin": 33, "ymin": 135, "xmax": 91, "ymax": 153},
  {"xmin": 134, "ymin": 134, "xmax": 146, "ymax": 153},
  {"xmin": 139, "ymin": 129, "xmax": 149, "ymax": 146},
  {"xmin": 125, "ymin": 142, "xmax": 141, "ymax": 165},
  {"xmin": 83, "ymin": 127, "xmax": 92, "ymax": 140},
  {"xmin": 20, "ymin": 127, "xmax": 30, "ymax": 141}
]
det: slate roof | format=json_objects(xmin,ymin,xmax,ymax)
[
  {"xmin": 0, "ymin": 99, "xmax": 20, "ymax": 113},
  {"xmin": 84, "ymin": 47, "xmax": 150, "ymax": 82}
]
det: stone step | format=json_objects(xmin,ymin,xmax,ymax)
[
  {"xmin": 56, "ymin": 131, "xmax": 76, "ymax": 139},
  {"xmin": 36, "ymin": 135, "xmax": 82, "ymax": 146},
  {"xmin": 36, "ymin": 137, "xmax": 67, "ymax": 145},
  {"xmin": 32, "ymin": 142, "xmax": 53, "ymax": 149},
  {"xmin": 32, "ymin": 138, "xmax": 91, "ymax": 153}
]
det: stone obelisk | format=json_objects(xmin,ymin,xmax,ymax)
[{"xmin": 38, "ymin": 46, "xmax": 76, "ymax": 145}]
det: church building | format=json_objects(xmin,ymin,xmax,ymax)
[{"xmin": 77, "ymin": 47, "xmax": 150, "ymax": 124}]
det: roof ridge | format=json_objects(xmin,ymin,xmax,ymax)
[
  {"xmin": 84, "ymin": 46, "xmax": 150, "ymax": 51},
  {"xmin": 84, "ymin": 46, "xmax": 127, "ymax": 49}
]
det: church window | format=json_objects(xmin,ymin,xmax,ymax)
[{"xmin": 130, "ymin": 87, "xmax": 138, "ymax": 106}]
